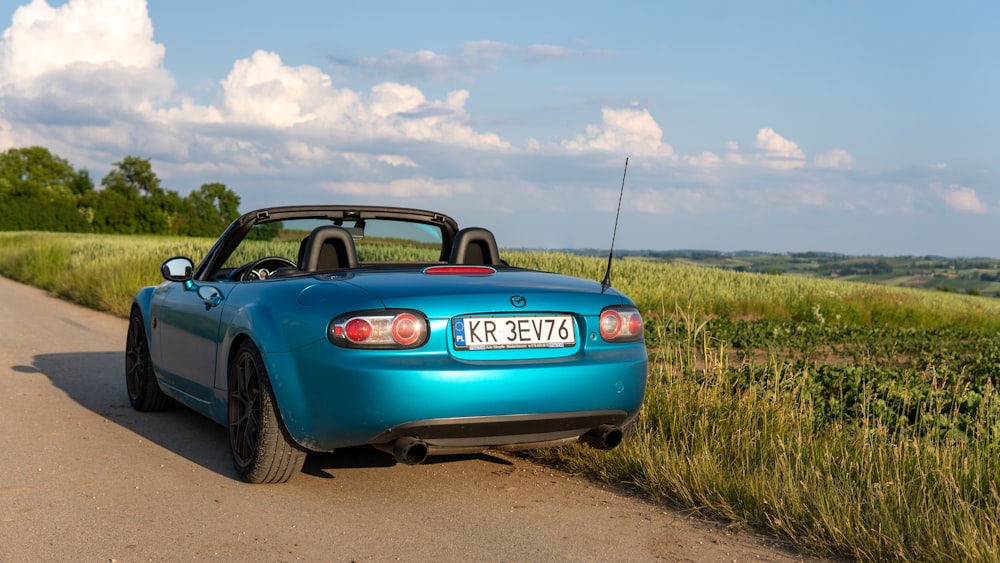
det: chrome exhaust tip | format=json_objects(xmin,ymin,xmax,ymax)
[
  {"xmin": 392, "ymin": 436, "xmax": 429, "ymax": 465},
  {"xmin": 584, "ymin": 424, "xmax": 623, "ymax": 450}
]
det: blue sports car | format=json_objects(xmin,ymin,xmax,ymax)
[{"xmin": 126, "ymin": 205, "xmax": 647, "ymax": 483}]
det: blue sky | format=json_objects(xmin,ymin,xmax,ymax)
[{"xmin": 1, "ymin": 0, "xmax": 996, "ymax": 256}]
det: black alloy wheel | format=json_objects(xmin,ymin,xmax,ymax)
[
  {"xmin": 228, "ymin": 340, "xmax": 306, "ymax": 483},
  {"xmin": 125, "ymin": 309, "xmax": 173, "ymax": 411}
]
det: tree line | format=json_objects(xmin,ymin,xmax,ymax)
[{"xmin": 0, "ymin": 146, "xmax": 240, "ymax": 236}]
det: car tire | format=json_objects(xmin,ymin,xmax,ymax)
[
  {"xmin": 228, "ymin": 340, "xmax": 306, "ymax": 484},
  {"xmin": 125, "ymin": 309, "xmax": 174, "ymax": 411}
]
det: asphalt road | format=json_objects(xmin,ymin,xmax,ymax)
[{"xmin": 0, "ymin": 274, "xmax": 816, "ymax": 562}]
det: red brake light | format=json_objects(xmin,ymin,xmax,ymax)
[
  {"xmin": 599, "ymin": 307, "xmax": 643, "ymax": 343},
  {"xmin": 628, "ymin": 314, "xmax": 643, "ymax": 335},
  {"xmin": 344, "ymin": 318, "xmax": 372, "ymax": 343},
  {"xmin": 423, "ymin": 265, "xmax": 496, "ymax": 275}
]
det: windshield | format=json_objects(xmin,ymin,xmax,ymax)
[{"xmin": 221, "ymin": 217, "xmax": 445, "ymax": 270}]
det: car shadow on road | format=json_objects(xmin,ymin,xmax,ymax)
[
  {"xmin": 26, "ymin": 351, "xmax": 514, "ymax": 482},
  {"xmin": 27, "ymin": 351, "xmax": 239, "ymax": 479}
]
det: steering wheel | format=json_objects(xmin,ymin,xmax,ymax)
[{"xmin": 239, "ymin": 256, "xmax": 296, "ymax": 281}]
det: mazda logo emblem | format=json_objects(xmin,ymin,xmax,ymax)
[{"xmin": 510, "ymin": 295, "xmax": 526, "ymax": 308}]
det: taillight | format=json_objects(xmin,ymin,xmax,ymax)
[
  {"xmin": 329, "ymin": 310, "xmax": 428, "ymax": 349},
  {"xmin": 599, "ymin": 306, "xmax": 644, "ymax": 343},
  {"xmin": 343, "ymin": 318, "xmax": 373, "ymax": 342},
  {"xmin": 391, "ymin": 313, "xmax": 422, "ymax": 346}
]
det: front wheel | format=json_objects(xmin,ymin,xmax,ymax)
[
  {"xmin": 228, "ymin": 340, "xmax": 306, "ymax": 483},
  {"xmin": 125, "ymin": 309, "xmax": 173, "ymax": 411}
]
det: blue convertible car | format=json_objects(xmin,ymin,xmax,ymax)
[{"xmin": 126, "ymin": 205, "xmax": 647, "ymax": 483}]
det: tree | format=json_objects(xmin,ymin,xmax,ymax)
[
  {"xmin": 69, "ymin": 169, "xmax": 94, "ymax": 196},
  {"xmin": 101, "ymin": 155, "xmax": 164, "ymax": 198},
  {"xmin": 1, "ymin": 146, "xmax": 249, "ymax": 237},
  {"xmin": 96, "ymin": 156, "xmax": 179, "ymax": 234},
  {"xmin": 181, "ymin": 182, "xmax": 242, "ymax": 236},
  {"xmin": 246, "ymin": 221, "xmax": 282, "ymax": 241},
  {"xmin": 0, "ymin": 146, "xmax": 89, "ymax": 231},
  {"xmin": 0, "ymin": 146, "xmax": 78, "ymax": 195}
]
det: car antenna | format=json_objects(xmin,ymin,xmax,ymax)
[{"xmin": 601, "ymin": 156, "xmax": 629, "ymax": 289}]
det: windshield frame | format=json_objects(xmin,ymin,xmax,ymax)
[{"xmin": 193, "ymin": 205, "xmax": 459, "ymax": 281}]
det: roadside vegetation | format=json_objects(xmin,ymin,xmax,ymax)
[{"xmin": 1, "ymin": 232, "xmax": 999, "ymax": 561}]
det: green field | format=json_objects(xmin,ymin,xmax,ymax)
[
  {"xmin": 585, "ymin": 248, "xmax": 1000, "ymax": 298},
  {"xmin": 2, "ymin": 231, "xmax": 999, "ymax": 562}
]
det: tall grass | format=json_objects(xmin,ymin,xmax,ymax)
[
  {"xmin": 534, "ymin": 334, "xmax": 1000, "ymax": 560},
  {"xmin": 2, "ymin": 231, "xmax": 1000, "ymax": 560},
  {"xmin": 0, "ymin": 232, "xmax": 212, "ymax": 316}
]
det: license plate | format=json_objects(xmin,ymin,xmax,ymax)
[{"xmin": 453, "ymin": 315, "xmax": 575, "ymax": 350}]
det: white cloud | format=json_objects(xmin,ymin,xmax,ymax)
[
  {"xmin": 581, "ymin": 184, "xmax": 713, "ymax": 216},
  {"xmin": 0, "ymin": 0, "xmax": 163, "ymax": 87},
  {"xmin": 794, "ymin": 184, "xmax": 829, "ymax": 206},
  {"xmin": 376, "ymin": 154, "xmax": 419, "ymax": 168},
  {"xmin": 0, "ymin": 0, "xmax": 173, "ymax": 121},
  {"xmin": 753, "ymin": 127, "xmax": 805, "ymax": 169},
  {"xmin": 353, "ymin": 40, "xmax": 514, "ymax": 81},
  {"xmin": 344, "ymin": 40, "xmax": 578, "ymax": 81},
  {"xmin": 210, "ymin": 52, "xmax": 511, "ymax": 150},
  {"xmin": 683, "ymin": 151, "xmax": 722, "ymax": 167},
  {"xmin": 369, "ymin": 82, "xmax": 427, "ymax": 117},
  {"xmin": 933, "ymin": 183, "xmax": 988, "ymax": 214},
  {"xmin": 337, "ymin": 152, "xmax": 418, "ymax": 169},
  {"xmin": 724, "ymin": 140, "xmax": 744, "ymax": 164},
  {"xmin": 631, "ymin": 187, "xmax": 710, "ymax": 214},
  {"xmin": 0, "ymin": 0, "xmax": 511, "ymax": 160},
  {"xmin": 524, "ymin": 44, "xmax": 571, "ymax": 63},
  {"xmin": 221, "ymin": 50, "xmax": 346, "ymax": 128},
  {"xmin": 561, "ymin": 107, "xmax": 676, "ymax": 158},
  {"xmin": 285, "ymin": 141, "xmax": 330, "ymax": 163},
  {"xmin": 814, "ymin": 148, "xmax": 854, "ymax": 169},
  {"xmin": 322, "ymin": 178, "xmax": 473, "ymax": 198}
]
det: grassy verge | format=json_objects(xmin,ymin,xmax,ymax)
[
  {"xmin": 533, "ymin": 335, "xmax": 1000, "ymax": 560},
  {"xmin": 2, "ymin": 231, "xmax": 999, "ymax": 561},
  {"xmin": 0, "ymin": 231, "xmax": 212, "ymax": 317}
]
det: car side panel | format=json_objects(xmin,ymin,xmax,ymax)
[
  {"xmin": 149, "ymin": 281, "xmax": 232, "ymax": 403},
  {"xmin": 205, "ymin": 279, "xmax": 387, "ymax": 425}
]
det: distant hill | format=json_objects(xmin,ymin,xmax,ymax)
[{"xmin": 516, "ymin": 248, "xmax": 1000, "ymax": 298}]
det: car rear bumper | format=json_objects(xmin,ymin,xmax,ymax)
[
  {"xmin": 371, "ymin": 409, "xmax": 629, "ymax": 448},
  {"xmin": 367, "ymin": 410, "xmax": 633, "ymax": 464},
  {"xmin": 263, "ymin": 342, "xmax": 648, "ymax": 452}
]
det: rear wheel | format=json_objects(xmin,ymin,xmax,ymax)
[
  {"xmin": 125, "ymin": 309, "xmax": 173, "ymax": 411},
  {"xmin": 228, "ymin": 340, "xmax": 306, "ymax": 483}
]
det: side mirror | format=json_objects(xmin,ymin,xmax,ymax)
[{"xmin": 160, "ymin": 256, "xmax": 194, "ymax": 282}]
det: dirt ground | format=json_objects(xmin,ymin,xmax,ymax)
[{"xmin": 0, "ymin": 275, "xmax": 834, "ymax": 562}]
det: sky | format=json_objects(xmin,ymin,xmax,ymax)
[{"xmin": 0, "ymin": 0, "xmax": 997, "ymax": 257}]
